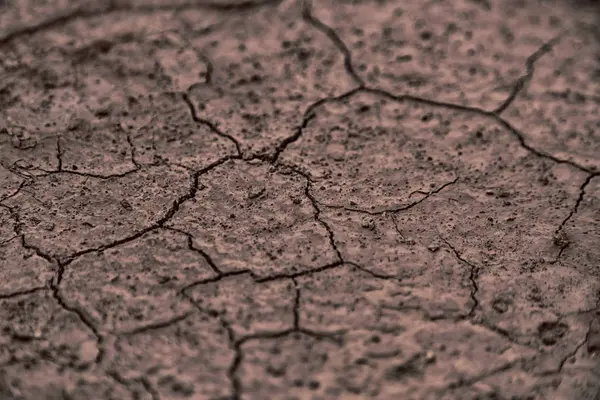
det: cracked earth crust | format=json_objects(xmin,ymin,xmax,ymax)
[{"xmin": 1, "ymin": 0, "xmax": 599, "ymax": 399}]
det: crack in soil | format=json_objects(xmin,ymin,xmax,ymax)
[
  {"xmin": 0, "ymin": 0, "xmax": 286, "ymax": 47},
  {"xmin": 178, "ymin": 269, "xmax": 345, "ymax": 399},
  {"xmin": 292, "ymin": 278, "xmax": 301, "ymax": 330},
  {"xmin": 23, "ymin": 165, "xmax": 141, "ymax": 180},
  {"xmin": 556, "ymin": 173, "xmax": 600, "ymax": 233},
  {"xmin": 300, "ymin": 0, "xmax": 364, "ymax": 88},
  {"xmin": 179, "ymin": 270, "xmax": 252, "ymax": 295},
  {"xmin": 316, "ymin": 176, "xmax": 459, "ymax": 215},
  {"xmin": 361, "ymin": 87, "xmax": 594, "ymax": 174},
  {"xmin": 166, "ymin": 226, "xmax": 224, "ymax": 275},
  {"xmin": 125, "ymin": 132, "xmax": 141, "ymax": 170},
  {"xmin": 553, "ymin": 173, "xmax": 599, "ymax": 260},
  {"xmin": 55, "ymin": 137, "xmax": 64, "ymax": 172},
  {"xmin": 283, "ymin": 7, "xmax": 591, "ymax": 174},
  {"xmin": 0, "ymin": 286, "xmax": 47, "ymax": 300},
  {"xmin": 140, "ymin": 376, "xmax": 161, "ymax": 400},
  {"xmin": 177, "ymin": 30, "xmax": 215, "ymax": 86},
  {"xmin": 1, "ymin": 2, "xmax": 598, "ymax": 398},
  {"xmin": 0, "ymin": 178, "xmax": 30, "ymax": 204},
  {"xmin": 272, "ymin": 85, "xmax": 594, "ymax": 184},
  {"xmin": 120, "ymin": 311, "xmax": 195, "ymax": 336},
  {"xmin": 436, "ymin": 235, "xmax": 480, "ymax": 319},
  {"xmin": 51, "ymin": 286, "xmax": 107, "ymax": 366},
  {"xmin": 182, "ymin": 93, "xmax": 242, "ymax": 156},
  {"xmin": 295, "ymin": 168, "xmax": 344, "ymax": 262},
  {"xmin": 269, "ymin": 87, "xmax": 363, "ymax": 163},
  {"xmin": 344, "ymin": 260, "xmax": 400, "ymax": 281},
  {"xmin": 56, "ymin": 155, "xmax": 239, "ymax": 267},
  {"xmin": 539, "ymin": 322, "xmax": 592, "ymax": 377},
  {"xmin": 493, "ymin": 33, "xmax": 564, "ymax": 115}
]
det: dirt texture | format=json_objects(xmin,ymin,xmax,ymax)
[{"xmin": 1, "ymin": 0, "xmax": 599, "ymax": 399}]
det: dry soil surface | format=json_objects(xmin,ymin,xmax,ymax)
[{"xmin": 1, "ymin": 0, "xmax": 599, "ymax": 399}]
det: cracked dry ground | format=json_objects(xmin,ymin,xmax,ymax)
[{"xmin": 0, "ymin": 0, "xmax": 599, "ymax": 399}]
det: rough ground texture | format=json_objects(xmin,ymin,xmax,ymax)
[{"xmin": 1, "ymin": 0, "xmax": 599, "ymax": 398}]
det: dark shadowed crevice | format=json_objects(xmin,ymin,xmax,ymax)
[
  {"xmin": 120, "ymin": 311, "xmax": 195, "ymax": 336},
  {"xmin": 165, "ymin": 226, "xmax": 224, "ymax": 275},
  {"xmin": 269, "ymin": 87, "xmax": 363, "ymax": 164},
  {"xmin": 316, "ymin": 176, "xmax": 459, "ymax": 215},
  {"xmin": 0, "ymin": 175, "xmax": 31, "ymax": 203},
  {"xmin": 182, "ymin": 93, "xmax": 242, "ymax": 156},
  {"xmin": 125, "ymin": 132, "xmax": 141, "ymax": 169},
  {"xmin": 553, "ymin": 173, "xmax": 598, "ymax": 262},
  {"xmin": 300, "ymin": 0, "xmax": 364, "ymax": 87},
  {"xmin": 493, "ymin": 34, "xmax": 564, "ymax": 115},
  {"xmin": 437, "ymin": 235, "xmax": 480, "ymax": 319},
  {"xmin": 345, "ymin": 261, "xmax": 400, "ymax": 281},
  {"xmin": 281, "ymin": 164, "xmax": 343, "ymax": 261},
  {"xmin": 56, "ymin": 137, "xmax": 64, "ymax": 171},
  {"xmin": 51, "ymin": 286, "xmax": 107, "ymax": 365},
  {"xmin": 363, "ymin": 86, "xmax": 594, "ymax": 174},
  {"xmin": 538, "ymin": 322, "xmax": 591, "ymax": 376},
  {"xmin": 179, "ymin": 270, "xmax": 253, "ymax": 294},
  {"xmin": 0, "ymin": 0, "xmax": 286, "ymax": 47},
  {"xmin": 0, "ymin": 286, "xmax": 47, "ymax": 300},
  {"xmin": 57, "ymin": 155, "xmax": 239, "ymax": 267},
  {"xmin": 555, "ymin": 173, "xmax": 598, "ymax": 234},
  {"xmin": 256, "ymin": 260, "xmax": 345, "ymax": 282}
]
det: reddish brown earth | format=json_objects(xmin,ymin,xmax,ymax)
[{"xmin": 1, "ymin": 0, "xmax": 599, "ymax": 399}]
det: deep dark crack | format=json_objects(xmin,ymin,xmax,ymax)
[
  {"xmin": 363, "ymin": 87, "xmax": 595, "ymax": 174},
  {"xmin": 298, "ymin": 171, "xmax": 343, "ymax": 262},
  {"xmin": 300, "ymin": 0, "xmax": 364, "ymax": 87},
  {"xmin": 493, "ymin": 34, "xmax": 564, "ymax": 115},
  {"xmin": 1, "ymin": 1, "xmax": 598, "ymax": 398},
  {"xmin": 20, "ymin": 235, "xmax": 56, "ymax": 265},
  {"xmin": 345, "ymin": 261, "xmax": 399, "ymax": 281},
  {"xmin": 0, "ymin": 286, "xmax": 47, "ymax": 300},
  {"xmin": 437, "ymin": 235, "xmax": 480, "ymax": 319},
  {"xmin": 491, "ymin": 116, "xmax": 594, "ymax": 174},
  {"xmin": 24, "ymin": 165, "xmax": 140, "ymax": 180},
  {"xmin": 166, "ymin": 226, "xmax": 223, "ymax": 275},
  {"xmin": 553, "ymin": 173, "xmax": 598, "ymax": 261},
  {"xmin": 317, "ymin": 176, "xmax": 459, "ymax": 215},
  {"xmin": 555, "ymin": 173, "xmax": 597, "ymax": 235},
  {"xmin": 58, "ymin": 155, "xmax": 239, "ymax": 267},
  {"xmin": 0, "ymin": 235, "xmax": 19, "ymax": 246},
  {"xmin": 270, "ymin": 87, "xmax": 362, "ymax": 164},
  {"xmin": 125, "ymin": 132, "xmax": 141, "ymax": 170},
  {"xmin": 256, "ymin": 260, "xmax": 345, "ymax": 283},
  {"xmin": 51, "ymin": 286, "xmax": 106, "ymax": 365},
  {"xmin": 182, "ymin": 93, "xmax": 242, "ymax": 156},
  {"xmin": 181, "ymin": 268, "xmax": 343, "ymax": 400},
  {"xmin": 120, "ymin": 311, "xmax": 195, "ymax": 336},
  {"xmin": 179, "ymin": 270, "xmax": 252, "ymax": 295},
  {"xmin": 56, "ymin": 137, "xmax": 64, "ymax": 171},
  {"xmin": 0, "ymin": 176, "xmax": 30, "ymax": 203},
  {"xmin": 0, "ymin": 0, "xmax": 286, "ymax": 47},
  {"xmin": 539, "ymin": 321, "xmax": 591, "ymax": 376}
]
